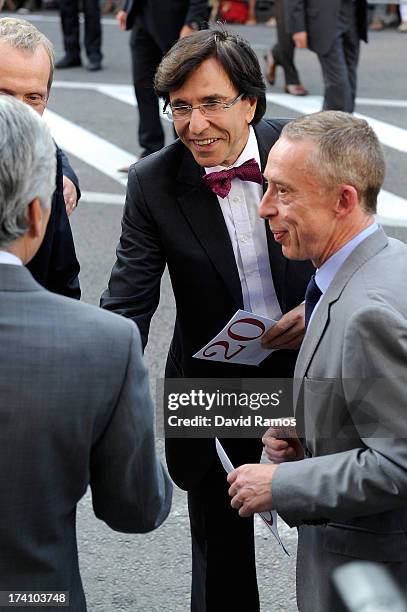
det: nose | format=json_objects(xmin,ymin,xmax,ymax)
[
  {"xmin": 188, "ymin": 107, "xmax": 211, "ymax": 134},
  {"xmin": 259, "ymin": 185, "xmax": 278, "ymax": 219}
]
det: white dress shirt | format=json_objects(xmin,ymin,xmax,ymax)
[
  {"xmin": 0, "ymin": 251, "xmax": 22, "ymax": 266},
  {"xmin": 204, "ymin": 127, "xmax": 282, "ymax": 321},
  {"xmin": 310, "ymin": 223, "xmax": 379, "ymax": 324}
]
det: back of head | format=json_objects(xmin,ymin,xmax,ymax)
[
  {"xmin": 155, "ymin": 28, "xmax": 266, "ymax": 124},
  {"xmin": 281, "ymin": 110, "xmax": 385, "ymax": 214},
  {"xmin": 0, "ymin": 95, "xmax": 56, "ymax": 248},
  {"xmin": 0, "ymin": 17, "xmax": 55, "ymax": 92}
]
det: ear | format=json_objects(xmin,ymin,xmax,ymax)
[
  {"xmin": 245, "ymin": 97, "xmax": 257, "ymax": 124},
  {"xmin": 334, "ymin": 185, "xmax": 359, "ymax": 218},
  {"xmin": 27, "ymin": 198, "xmax": 46, "ymax": 238}
]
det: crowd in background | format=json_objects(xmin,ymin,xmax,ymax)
[{"xmin": 2, "ymin": 0, "xmax": 407, "ymax": 33}]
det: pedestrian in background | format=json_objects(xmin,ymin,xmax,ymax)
[
  {"xmin": 264, "ymin": 0, "xmax": 307, "ymax": 95},
  {"xmin": 116, "ymin": 0, "xmax": 209, "ymax": 169},
  {"xmin": 285, "ymin": 0, "xmax": 368, "ymax": 112},
  {"xmin": 56, "ymin": 0, "xmax": 103, "ymax": 70}
]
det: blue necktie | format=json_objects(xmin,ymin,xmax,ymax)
[{"xmin": 304, "ymin": 275, "xmax": 322, "ymax": 328}]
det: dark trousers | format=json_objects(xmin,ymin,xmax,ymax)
[
  {"xmin": 59, "ymin": 0, "xmax": 102, "ymax": 61},
  {"xmin": 272, "ymin": 0, "xmax": 301, "ymax": 86},
  {"xmin": 130, "ymin": 23, "xmax": 166, "ymax": 155},
  {"xmin": 318, "ymin": 0, "xmax": 360, "ymax": 112},
  {"xmin": 188, "ymin": 438, "xmax": 262, "ymax": 612}
]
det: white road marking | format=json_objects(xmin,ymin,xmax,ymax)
[
  {"xmin": 80, "ymin": 191, "xmax": 125, "ymax": 205},
  {"xmin": 52, "ymin": 82, "xmax": 407, "ymax": 153},
  {"xmin": 265, "ymin": 93, "xmax": 407, "ymax": 155},
  {"xmin": 48, "ymin": 83, "xmax": 407, "ymax": 224},
  {"xmin": 44, "ymin": 109, "xmax": 133, "ymax": 186},
  {"xmin": 377, "ymin": 191, "xmax": 407, "ymax": 226}
]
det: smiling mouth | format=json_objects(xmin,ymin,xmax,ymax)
[{"xmin": 192, "ymin": 138, "xmax": 219, "ymax": 147}]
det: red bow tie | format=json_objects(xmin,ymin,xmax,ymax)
[{"xmin": 202, "ymin": 158, "xmax": 263, "ymax": 198}]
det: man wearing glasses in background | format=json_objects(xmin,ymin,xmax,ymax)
[{"xmin": 101, "ymin": 29, "xmax": 313, "ymax": 612}]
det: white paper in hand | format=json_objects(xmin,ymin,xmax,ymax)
[
  {"xmin": 216, "ymin": 438, "xmax": 289, "ymax": 556},
  {"xmin": 193, "ymin": 309, "xmax": 278, "ymax": 366}
]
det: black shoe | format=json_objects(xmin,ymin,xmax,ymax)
[
  {"xmin": 55, "ymin": 55, "xmax": 81, "ymax": 69},
  {"xmin": 87, "ymin": 60, "xmax": 102, "ymax": 71}
]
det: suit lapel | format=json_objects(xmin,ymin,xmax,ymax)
[
  {"xmin": 176, "ymin": 149, "xmax": 243, "ymax": 307},
  {"xmin": 293, "ymin": 228, "xmax": 389, "ymax": 406}
]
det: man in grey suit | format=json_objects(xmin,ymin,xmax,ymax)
[
  {"xmin": 285, "ymin": 0, "xmax": 368, "ymax": 111},
  {"xmin": 0, "ymin": 96, "xmax": 172, "ymax": 611},
  {"xmin": 228, "ymin": 111, "xmax": 407, "ymax": 612}
]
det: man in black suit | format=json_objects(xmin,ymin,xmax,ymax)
[
  {"xmin": 285, "ymin": 0, "xmax": 368, "ymax": 112},
  {"xmin": 0, "ymin": 95, "xmax": 172, "ymax": 611},
  {"xmin": 116, "ymin": 0, "xmax": 208, "ymax": 160},
  {"xmin": 0, "ymin": 18, "xmax": 80, "ymax": 299},
  {"xmin": 101, "ymin": 29, "xmax": 313, "ymax": 611}
]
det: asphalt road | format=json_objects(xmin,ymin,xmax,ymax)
[{"xmin": 3, "ymin": 11, "xmax": 407, "ymax": 611}]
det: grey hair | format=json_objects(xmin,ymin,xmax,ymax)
[
  {"xmin": 0, "ymin": 17, "xmax": 55, "ymax": 92},
  {"xmin": 0, "ymin": 96, "xmax": 56, "ymax": 247},
  {"xmin": 281, "ymin": 111, "xmax": 385, "ymax": 214}
]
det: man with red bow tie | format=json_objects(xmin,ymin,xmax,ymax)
[{"xmin": 101, "ymin": 29, "xmax": 313, "ymax": 612}]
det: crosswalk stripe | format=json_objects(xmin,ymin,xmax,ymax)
[
  {"xmin": 46, "ymin": 88, "xmax": 407, "ymax": 225},
  {"xmin": 265, "ymin": 93, "xmax": 407, "ymax": 155},
  {"xmin": 52, "ymin": 82, "xmax": 407, "ymax": 155},
  {"xmin": 81, "ymin": 191, "xmax": 125, "ymax": 205},
  {"xmin": 44, "ymin": 109, "xmax": 133, "ymax": 186}
]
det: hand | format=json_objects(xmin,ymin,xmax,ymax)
[
  {"xmin": 261, "ymin": 303, "xmax": 305, "ymax": 350},
  {"xmin": 227, "ymin": 464, "xmax": 278, "ymax": 517},
  {"xmin": 63, "ymin": 175, "xmax": 78, "ymax": 216},
  {"xmin": 116, "ymin": 10, "xmax": 128, "ymax": 31},
  {"xmin": 179, "ymin": 24, "xmax": 197, "ymax": 38},
  {"xmin": 293, "ymin": 31, "xmax": 308, "ymax": 48},
  {"xmin": 262, "ymin": 426, "xmax": 304, "ymax": 463}
]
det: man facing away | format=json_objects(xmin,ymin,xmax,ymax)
[
  {"xmin": 228, "ymin": 110, "xmax": 407, "ymax": 612},
  {"xmin": 0, "ymin": 17, "xmax": 80, "ymax": 298},
  {"xmin": 285, "ymin": 0, "xmax": 368, "ymax": 112},
  {"xmin": 101, "ymin": 29, "xmax": 313, "ymax": 611},
  {"xmin": 0, "ymin": 96, "xmax": 172, "ymax": 611}
]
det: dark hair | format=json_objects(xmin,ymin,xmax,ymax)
[{"xmin": 154, "ymin": 28, "xmax": 266, "ymax": 125}]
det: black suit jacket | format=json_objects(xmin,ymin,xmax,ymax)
[
  {"xmin": 123, "ymin": 0, "xmax": 209, "ymax": 46},
  {"xmin": 286, "ymin": 0, "xmax": 367, "ymax": 55},
  {"xmin": 27, "ymin": 146, "xmax": 81, "ymax": 300},
  {"xmin": 101, "ymin": 119, "xmax": 314, "ymax": 487}
]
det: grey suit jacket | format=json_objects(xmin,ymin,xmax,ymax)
[
  {"xmin": 272, "ymin": 228, "xmax": 407, "ymax": 612},
  {"xmin": 285, "ymin": 0, "xmax": 368, "ymax": 55},
  {"xmin": 0, "ymin": 264, "xmax": 172, "ymax": 612}
]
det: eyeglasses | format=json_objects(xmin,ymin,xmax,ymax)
[{"xmin": 163, "ymin": 93, "xmax": 244, "ymax": 121}]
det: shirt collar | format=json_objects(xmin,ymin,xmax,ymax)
[
  {"xmin": 316, "ymin": 222, "xmax": 379, "ymax": 294},
  {"xmin": 0, "ymin": 251, "xmax": 23, "ymax": 266},
  {"xmin": 204, "ymin": 126, "xmax": 260, "ymax": 175}
]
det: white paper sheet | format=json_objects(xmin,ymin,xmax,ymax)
[
  {"xmin": 216, "ymin": 438, "xmax": 289, "ymax": 556},
  {"xmin": 193, "ymin": 310, "xmax": 278, "ymax": 366}
]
